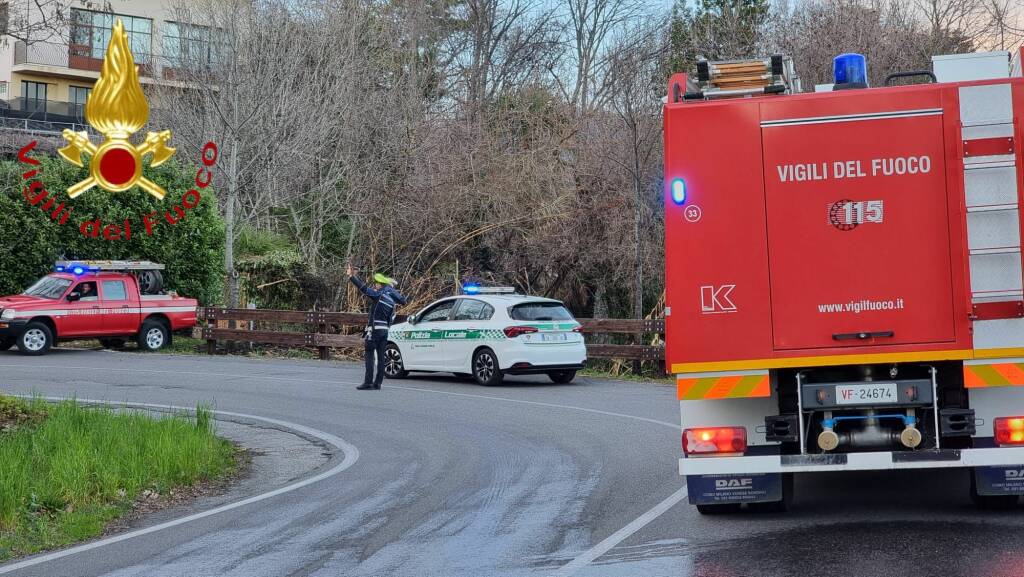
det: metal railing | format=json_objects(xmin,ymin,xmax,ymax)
[
  {"xmin": 0, "ymin": 98, "xmax": 90, "ymax": 133},
  {"xmin": 194, "ymin": 307, "xmax": 665, "ymax": 363}
]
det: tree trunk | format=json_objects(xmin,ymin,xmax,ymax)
[{"xmin": 226, "ymin": 135, "xmax": 240, "ymax": 309}]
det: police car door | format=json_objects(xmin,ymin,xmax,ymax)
[
  {"xmin": 445, "ymin": 298, "xmax": 494, "ymax": 371},
  {"xmin": 406, "ymin": 299, "xmax": 456, "ymax": 369}
]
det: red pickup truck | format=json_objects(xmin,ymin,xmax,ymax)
[{"xmin": 0, "ymin": 261, "xmax": 198, "ymax": 355}]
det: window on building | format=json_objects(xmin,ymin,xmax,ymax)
[
  {"xmin": 70, "ymin": 9, "xmax": 152, "ymax": 65},
  {"xmin": 21, "ymin": 81, "xmax": 47, "ymax": 101},
  {"xmin": 69, "ymin": 86, "xmax": 91, "ymax": 106},
  {"xmin": 163, "ymin": 21, "xmax": 215, "ymax": 70},
  {"xmin": 69, "ymin": 85, "xmax": 91, "ymax": 117}
]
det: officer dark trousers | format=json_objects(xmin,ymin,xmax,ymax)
[{"xmin": 364, "ymin": 328, "xmax": 389, "ymax": 388}]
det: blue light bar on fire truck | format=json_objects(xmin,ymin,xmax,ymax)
[{"xmin": 55, "ymin": 260, "xmax": 165, "ymax": 274}]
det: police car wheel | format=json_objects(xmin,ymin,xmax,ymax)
[
  {"xmin": 548, "ymin": 370, "xmax": 576, "ymax": 384},
  {"xmin": 0, "ymin": 338, "xmax": 13, "ymax": 351},
  {"xmin": 137, "ymin": 320, "xmax": 169, "ymax": 352},
  {"xmin": 472, "ymin": 348, "xmax": 503, "ymax": 386},
  {"xmin": 970, "ymin": 471, "xmax": 1019, "ymax": 510},
  {"xmin": 383, "ymin": 344, "xmax": 409, "ymax": 379},
  {"xmin": 17, "ymin": 322, "xmax": 52, "ymax": 356},
  {"xmin": 695, "ymin": 503, "xmax": 742, "ymax": 515}
]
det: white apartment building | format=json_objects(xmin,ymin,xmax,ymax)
[{"xmin": 0, "ymin": 0, "xmax": 210, "ymax": 130}]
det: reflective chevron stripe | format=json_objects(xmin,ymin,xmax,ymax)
[
  {"xmin": 964, "ymin": 359, "xmax": 1024, "ymax": 388},
  {"xmin": 677, "ymin": 371, "xmax": 770, "ymax": 400}
]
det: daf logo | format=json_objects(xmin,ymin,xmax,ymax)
[
  {"xmin": 1005, "ymin": 469, "xmax": 1024, "ymax": 479},
  {"xmin": 715, "ymin": 478, "xmax": 753, "ymax": 490}
]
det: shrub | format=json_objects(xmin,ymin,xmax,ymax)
[{"xmin": 0, "ymin": 154, "xmax": 224, "ymax": 304}]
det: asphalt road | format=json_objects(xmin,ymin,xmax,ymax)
[{"xmin": 1, "ymin": 349, "xmax": 1024, "ymax": 577}]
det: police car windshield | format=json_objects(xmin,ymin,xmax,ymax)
[
  {"xmin": 509, "ymin": 302, "xmax": 574, "ymax": 321},
  {"xmin": 23, "ymin": 276, "xmax": 73, "ymax": 299}
]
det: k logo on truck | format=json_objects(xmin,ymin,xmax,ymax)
[{"xmin": 701, "ymin": 285, "xmax": 737, "ymax": 314}]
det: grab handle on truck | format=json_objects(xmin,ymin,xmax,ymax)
[
  {"xmin": 883, "ymin": 70, "xmax": 937, "ymax": 86},
  {"xmin": 832, "ymin": 330, "xmax": 895, "ymax": 341}
]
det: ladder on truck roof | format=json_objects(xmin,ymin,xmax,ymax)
[{"xmin": 56, "ymin": 260, "xmax": 165, "ymax": 272}]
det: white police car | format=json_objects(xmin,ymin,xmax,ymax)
[{"xmin": 383, "ymin": 287, "xmax": 587, "ymax": 385}]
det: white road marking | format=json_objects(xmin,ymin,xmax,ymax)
[
  {"xmin": 0, "ymin": 362, "xmax": 686, "ymax": 574},
  {"xmin": 387, "ymin": 384, "xmax": 681, "ymax": 430},
  {"xmin": 0, "ymin": 363, "xmax": 682, "ymax": 430},
  {"xmin": 552, "ymin": 484, "xmax": 690, "ymax": 576},
  {"xmin": 0, "ymin": 398, "xmax": 361, "ymax": 575}
]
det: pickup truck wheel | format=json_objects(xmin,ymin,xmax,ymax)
[
  {"xmin": 383, "ymin": 343, "xmax": 409, "ymax": 379},
  {"xmin": 0, "ymin": 338, "xmax": 13, "ymax": 351},
  {"xmin": 99, "ymin": 338, "xmax": 127, "ymax": 349},
  {"xmin": 137, "ymin": 320, "xmax": 169, "ymax": 352},
  {"xmin": 17, "ymin": 322, "xmax": 52, "ymax": 356}
]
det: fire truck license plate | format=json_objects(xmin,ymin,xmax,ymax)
[{"xmin": 835, "ymin": 383, "xmax": 897, "ymax": 404}]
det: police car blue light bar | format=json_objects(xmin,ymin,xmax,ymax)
[{"xmin": 461, "ymin": 283, "xmax": 516, "ymax": 295}]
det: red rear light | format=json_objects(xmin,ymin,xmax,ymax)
[
  {"xmin": 504, "ymin": 326, "xmax": 540, "ymax": 338},
  {"xmin": 572, "ymin": 326, "xmax": 583, "ymax": 333},
  {"xmin": 683, "ymin": 427, "xmax": 747, "ymax": 456},
  {"xmin": 995, "ymin": 417, "xmax": 1024, "ymax": 445}
]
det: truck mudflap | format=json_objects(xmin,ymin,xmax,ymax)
[
  {"xmin": 680, "ymin": 446, "xmax": 1024, "ymax": 475},
  {"xmin": 974, "ymin": 466, "xmax": 1024, "ymax": 496},
  {"xmin": 687, "ymin": 473, "xmax": 782, "ymax": 505}
]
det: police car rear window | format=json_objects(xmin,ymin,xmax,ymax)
[{"xmin": 509, "ymin": 302, "xmax": 574, "ymax": 321}]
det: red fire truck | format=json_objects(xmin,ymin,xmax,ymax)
[
  {"xmin": 666, "ymin": 51, "xmax": 1024, "ymax": 513},
  {"xmin": 0, "ymin": 261, "xmax": 198, "ymax": 355}
]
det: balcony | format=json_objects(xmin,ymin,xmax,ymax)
[{"xmin": 13, "ymin": 40, "xmax": 152, "ymax": 78}]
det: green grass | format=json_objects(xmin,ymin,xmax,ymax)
[{"xmin": 0, "ymin": 396, "xmax": 237, "ymax": 561}]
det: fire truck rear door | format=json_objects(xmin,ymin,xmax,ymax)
[{"xmin": 761, "ymin": 107, "xmax": 956, "ymax": 350}]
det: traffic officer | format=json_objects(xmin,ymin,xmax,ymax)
[{"xmin": 347, "ymin": 264, "xmax": 408, "ymax": 390}]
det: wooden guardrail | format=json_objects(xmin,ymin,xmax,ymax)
[{"xmin": 195, "ymin": 307, "xmax": 665, "ymax": 363}]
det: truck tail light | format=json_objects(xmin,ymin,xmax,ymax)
[
  {"xmin": 504, "ymin": 326, "xmax": 539, "ymax": 338},
  {"xmin": 994, "ymin": 417, "xmax": 1024, "ymax": 445},
  {"xmin": 683, "ymin": 427, "xmax": 747, "ymax": 456},
  {"xmin": 572, "ymin": 326, "xmax": 583, "ymax": 333}
]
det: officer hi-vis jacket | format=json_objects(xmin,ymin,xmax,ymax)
[{"xmin": 350, "ymin": 276, "xmax": 408, "ymax": 330}]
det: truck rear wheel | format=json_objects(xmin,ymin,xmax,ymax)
[
  {"xmin": 137, "ymin": 319, "xmax": 169, "ymax": 352},
  {"xmin": 17, "ymin": 322, "xmax": 53, "ymax": 356},
  {"xmin": 695, "ymin": 503, "xmax": 742, "ymax": 515},
  {"xmin": 749, "ymin": 474, "xmax": 794, "ymax": 513},
  {"xmin": 971, "ymin": 471, "xmax": 1019, "ymax": 510}
]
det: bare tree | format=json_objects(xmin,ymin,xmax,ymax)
[{"xmin": 553, "ymin": 0, "xmax": 647, "ymax": 114}]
